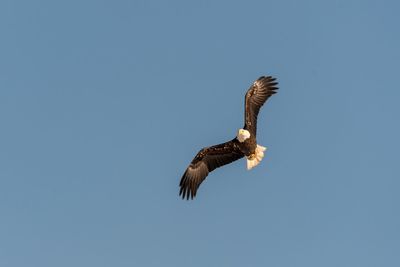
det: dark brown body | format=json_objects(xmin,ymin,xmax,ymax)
[{"xmin": 237, "ymin": 137, "xmax": 257, "ymax": 157}]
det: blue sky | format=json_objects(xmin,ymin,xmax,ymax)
[{"xmin": 1, "ymin": 0, "xmax": 399, "ymax": 266}]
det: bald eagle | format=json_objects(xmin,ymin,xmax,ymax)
[{"xmin": 179, "ymin": 76, "xmax": 279, "ymax": 199}]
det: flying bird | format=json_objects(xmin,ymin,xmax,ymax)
[{"xmin": 179, "ymin": 76, "xmax": 279, "ymax": 199}]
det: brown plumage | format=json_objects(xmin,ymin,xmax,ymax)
[
  {"xmin": 179, "ymin": 76, "xmax": 279, "ymax": 200},
  {"xmin": 244, "ymin": 76, "xmax": 279, "ymax": 135}
]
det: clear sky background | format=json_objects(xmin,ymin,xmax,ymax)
[{"xmin": 1, "ymin": 0, "xmax": 399, "ymax": 266}]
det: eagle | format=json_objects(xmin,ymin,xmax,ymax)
[{"xmin": 179, "ymin": 76, "xmax": 279, "ymax": 199}]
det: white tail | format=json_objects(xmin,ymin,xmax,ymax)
[{"xmin": 247, "ymin": 145, "xmax": 267, "ymax": 170}]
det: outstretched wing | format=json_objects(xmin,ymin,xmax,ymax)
[
  {"xmin": 179, "ymin": 139, "xmax": 244, "ymax": 200},
  {"xmin": 244, "ymin": 76, "xmax": 279, "ymax": 135}
]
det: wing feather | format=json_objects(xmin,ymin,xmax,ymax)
[
  {"xmin": 244, "ymin": 76, "xmax": 279, "ymax": 135},
  {"xmin": 179, "ymin": 139, "xmax": 243, "ymax": 199}
]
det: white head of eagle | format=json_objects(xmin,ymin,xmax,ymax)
[{"xmin": 237, "ymin": 129, "xmax": 250, "ymax": 143}]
